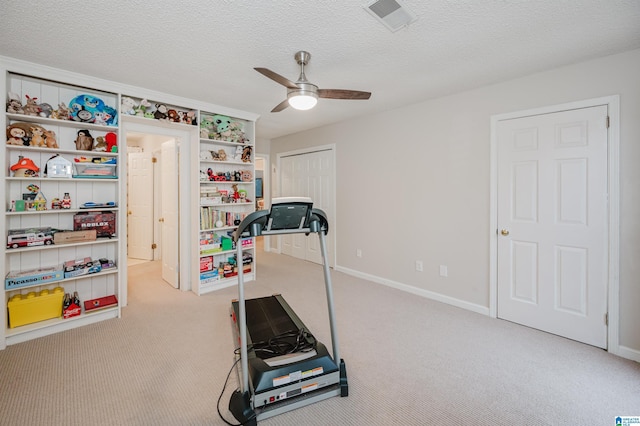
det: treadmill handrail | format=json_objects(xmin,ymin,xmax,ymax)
[{"xmin": 233, "ymin": 208, "xmax": 329, "ymax": 241}]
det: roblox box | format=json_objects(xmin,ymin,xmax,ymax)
[{"xmin": 73, "ymin": 211, "xmax": 116, "ymax": 238}]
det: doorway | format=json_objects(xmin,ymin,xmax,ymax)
[
  {"xmin": 489, "ymin": 96, "xmax": 620, "ymax": 351},
  {"xmin": 126, "ymin": 133, "xmax": 179, "ymax": 288},
  {"xmin": 122, "ymin": 119, "xmax": 197, "ymax": 292}
]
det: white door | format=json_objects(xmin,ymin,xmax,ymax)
[
  {"xmin": 127, "ymin": 151, "xmax": 154, "ymax": 260},
  {"xmin": 280, "ymin": 148, "xmax": 334, "ymax": 265},
  {"xmin": 161, "ymin": 139, "xmax": 179, "ymax": 288},
  {"xmin": 497, "ymin": 105, "xmax": 609, "ymax": 348}
]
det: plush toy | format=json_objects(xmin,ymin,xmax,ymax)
[
  {"xmin": 105, "ymin": 132, "xmax": 117, "ymax": 152},
  {"xmin": 43, "ymin": 130, "xmax": 58, "ymax": 148},
  {"xmin": 154, "ymin": 104, "xmax": 168, "ymax": 120},
  {"xmin": 200, "ymin": 150, "xmax": 213, "ymax": 160},
  {"xmin": 6, "ymin": 92, "xmax": 24, "ymax": 114},
  {"xmin": 199, "ymin": 170, "xmax": 207, "ymax": 181},
  {"xmin": 6, "ymin": 124, "xmax": 27, "ymax": 145},
  {"xmin": 93, "ymin": 136, "xmax": 107, "ymax": 152},
  {"xmin": 29, "ymin": 126, "xmax": 46, "ymax": 147},
  {"xmin": 241, "ymin": 146, "xmax": 252, "ymax": 163},
  {"xmin": 200, "ymin": 127, "xmax": 210, "ymax": 138},
  {"xmin": 23, "ymin": 95, "xmax": 41, "ymax": 116},
  {"xmin": 121, "ymin": 97, "xmax": 137, "ymax": 115},
  {"xmin": 217, "ymin": 149, "xmax": 227, "ymax": 161},
  {"xmin": 241, "ymin": 169, "xmax": 253, "ymax": 182},
  {"xmin": 135, "ymin": 99, "xmax": 151, "ymax": 117},
  {"xmin": 212, "ymin": 115, "xmax": 232, "ymax": 133},
  {"xmin": 167, "ymin": 109, "xmax": 180, "ymax": 122},
  {"xmin": 75, "ymin": 129, "xmax": 94, "ymax": 151},
  {"xmin": 234, "ymin": 145, "xmax": 243, "ymax": 161},
  {"xmin": 38, "ymin": 103, "xmax": 53, "ymax": 118},
  {"xmin": 51, "ymin": 102, "xmax": 71, "ymax": 120}
]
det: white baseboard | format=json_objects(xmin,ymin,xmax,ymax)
[
  {"xmin": 616, "ymin": 345, "xmax": 640, "ymax": 363},
  {"xmin": 334, "ymin": 265, "xmax": 490, "ymax": 316}
]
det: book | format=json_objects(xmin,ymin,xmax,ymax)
[{"xmin": 84, "ymin": 295, "xmax": 118, "ymax": 313}]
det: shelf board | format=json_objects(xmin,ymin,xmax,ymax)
[
  {"xmin": 199, "ymin": 202, "xmax": 253, "ymax": 207},
  {"xmin": 5, "ymin": 268, "xmax": 118, "ymax": 293},
  {"xmin": 5, "ymin": 238, "xmax": 119, "ymax": 254},
  {"xmin": 200, "ymin": 247, "xmax": 253, "ymax": 257},
  {"xmin": 5, "ymin": 144, "xmax": 118, "ymax": 157},
  {"xmin": 5, "ymin": 176, "xmax": 118, "ymax": 183},
  {"xmin": 200, "ymin": 159, "xmax": 253, "ymax": 166},
  {"xmin": 200, "ymin": 138, "xmax": 253, "ymax": 147},
  {"xmin": 200, "ymin": 180, "xmax": 253, "ymax": 184},
  {"xmin": 6, "ymin": 113, "xmax": 119, "ymax": 132},
  {"xmin": 6, "ymin": 207, "xmax": 119, "ymax": 216},
  {"xmin": 199, "ymin": 272, "xmax": 255, "ymax": 294},
  {"xmin": 5, "ymin": 306, "xmax": 119, "ymax": 344}
]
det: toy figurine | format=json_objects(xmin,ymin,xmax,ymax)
[
  {"xmin": 61, "ymin": 193, "xmax": 71, "ymax": 209},
  {"xmin": 10, "ymin": 156, "xmax": 39, "ymax": 177}
]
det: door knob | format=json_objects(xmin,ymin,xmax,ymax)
[
  {"xmin": 500, "ymin": 229, "xmax": 510, "ymax": 236},
  {"xmin": 128, "ymin": 211, "xmax": 132, "ymax": 215}
]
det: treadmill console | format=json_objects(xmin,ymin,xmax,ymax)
[{"xmin": 267, "ymin": 197, "xmax": 313, "ymax": 231}]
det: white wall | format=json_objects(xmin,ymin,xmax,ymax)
[{"xmin": 270, "ymin": 49, "xmax": 640, "ymax": 355}]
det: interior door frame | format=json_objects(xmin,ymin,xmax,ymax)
[
  {"xmin": 489, "ymin": 95, "xmax": 620, "ymax": 354},
  {"xmin": 122, "ymin": 117, "xmax": 198, "ymax": 292}
]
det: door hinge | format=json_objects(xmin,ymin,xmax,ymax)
[
  {"xmin": 606, "ymin": 116, "xmax": 610, "ymax": 129},
  {"xmin": 604, "ymin": 312, "xmax": 608, "ymax": 326},
  {"xmin": 151, "ymin": 243, "xmax": 157, "ymax": 249},
  {"xmin": 152, "ymin": 157, "xmax": 158, "ymax": 163}
]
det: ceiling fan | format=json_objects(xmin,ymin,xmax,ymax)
[{"xmin": 255, "ymin": 51, "xmax": 372, "ymax": 112}]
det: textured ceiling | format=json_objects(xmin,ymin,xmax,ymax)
[{"xmin": 1, "ymin": 1, "xmax": 639, "ymax": 140}]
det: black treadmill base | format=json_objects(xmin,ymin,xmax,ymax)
[{"xmin": 229, "ymin": 390, "xmax": 257, "ymax": 426}]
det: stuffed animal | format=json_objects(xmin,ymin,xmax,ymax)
[
  {"xmin": 6, "ymin": 92, "xmax": 24, "ymax": 114},
  {"xmin": 200, "ymin": 150, "xmax": 213, "ymax": 160},
  {"xmin": 105, "ymin": 132, "xmax": 117, "ymax": 152},
  {"xmin": 6, "ymin": 125, "xmax": 27, "ymax": 145},
  {"xmin": 38, "ymin": 103, "xmax": 53, "ymax": 118},
  {"xmin": 217, "ymin": 149, "xmax": 227, "ymax": 161},
  {"xmin": 23, "ymin": 95, "xmax": 41, "ymax": 116},
  {"xmin": 167, "ymin": 109, "xmax": 180, "ymax": 122},
  {"xmin": 43, "ymin": 130, "xmax": 58, "ymax": 148},
  {"xmin": 234, "ymin": 145, "xmax": 243, "ymax": 161},
  {"xmin": 93, "ymin": 136, "xmax": 107, "ymax": 152},
  {"xmin": 121, "ymin": 97, "xmax": 137, "ymax": 115},
  {"xmin": 75, "ymin": 129, "xmax": 94, "ymax": 151},
  {"xmin": 51, "ymin": 102, "xmax": 71, "ymax": 120},
  {"xmin": 154, "ymin": 104, "xmax": 168, "ymax": 120},
  {"xmin": 200, "ymin": 127, "xmax": 210, "ymax": 138},
  {"xmin": 30, "ymin": 126, "xmax": 46, "ymax": 147},
  {"xmin": 135, "ymin": 99, "xmax": 151, "ymax": 117},
  {"xmin": 241, "ymin": 146, "xmax": 252, "ymax": 163}
]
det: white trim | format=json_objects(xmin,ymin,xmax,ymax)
[
  {"xmin": 335, "ymin": 265, "xmax": 490, "ymax": 316},
  {"xmin": 122, "ymin": 119, "xmax": 198, "ymax": 293},
  {"xmin": 0, "ymin": 55, "xmax": 260, "ymax": 122},
  {"xmin": 489, "ymin": 95, "xmax": 621, "ymax": 356},
  {"xmin": 617, "ymin": 345, "xmax": 640, "ymax": 363}
]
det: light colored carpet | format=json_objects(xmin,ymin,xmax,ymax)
[{"xmin": 1, "ymin": 248, "xmax": 639, "ymax": 425}]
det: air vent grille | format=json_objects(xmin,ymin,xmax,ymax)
[{"xmin": 365, "ymin": 0, "xmax": 417, "ymax": 32}]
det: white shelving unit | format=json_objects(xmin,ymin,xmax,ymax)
[
  {"xmin": 196, "ymin": 112, "xmax": 256, "ymax": 294},
  {"xmin": 2, "ymin": 71, "xmax": 123, "ymax": 347}
]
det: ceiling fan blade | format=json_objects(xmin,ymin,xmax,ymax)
[
  {"xmin": 271, "ymin": 99, "xmax": 290, "ymax": 113},
  {"xmin": 318, "ymin": 89, "xmax": 371, "ymax": 100},
  {"xmin": 254, "ymin": 67, "xmax": 299, "ymax": 89}
]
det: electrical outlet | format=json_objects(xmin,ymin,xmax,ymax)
[
  {"xmin": 356, "ymin": 249, "xmax": 362, "ymax": 258},
  {"xmin": 415, "ymin": 260, "xmax": 423, "ymax": 272},
  {"xmin": 439, "ymin": 265, "xmax": 448, "ymax": 277}
]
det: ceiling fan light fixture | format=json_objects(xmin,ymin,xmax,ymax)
[{"xmin": 288, "ymin": 91, "xmax": 318, "ymax": 110}]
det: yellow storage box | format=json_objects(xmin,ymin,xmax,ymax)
[{"xmin": 7, "ymin": 287, "xmax": 64, "ymax": 328}]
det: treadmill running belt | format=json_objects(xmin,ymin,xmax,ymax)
[{"xmin": 245, "ymin": 296, "xmax": 298, "ymax": 344}]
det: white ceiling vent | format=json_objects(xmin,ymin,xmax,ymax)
[{"xmin": 365, "ymin": 0, "xmax": 417, "ymax": 32}]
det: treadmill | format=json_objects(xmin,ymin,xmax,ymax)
[{"xmin": 229, "ymin": 197, "xmax": 348, "ymax": 425}]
